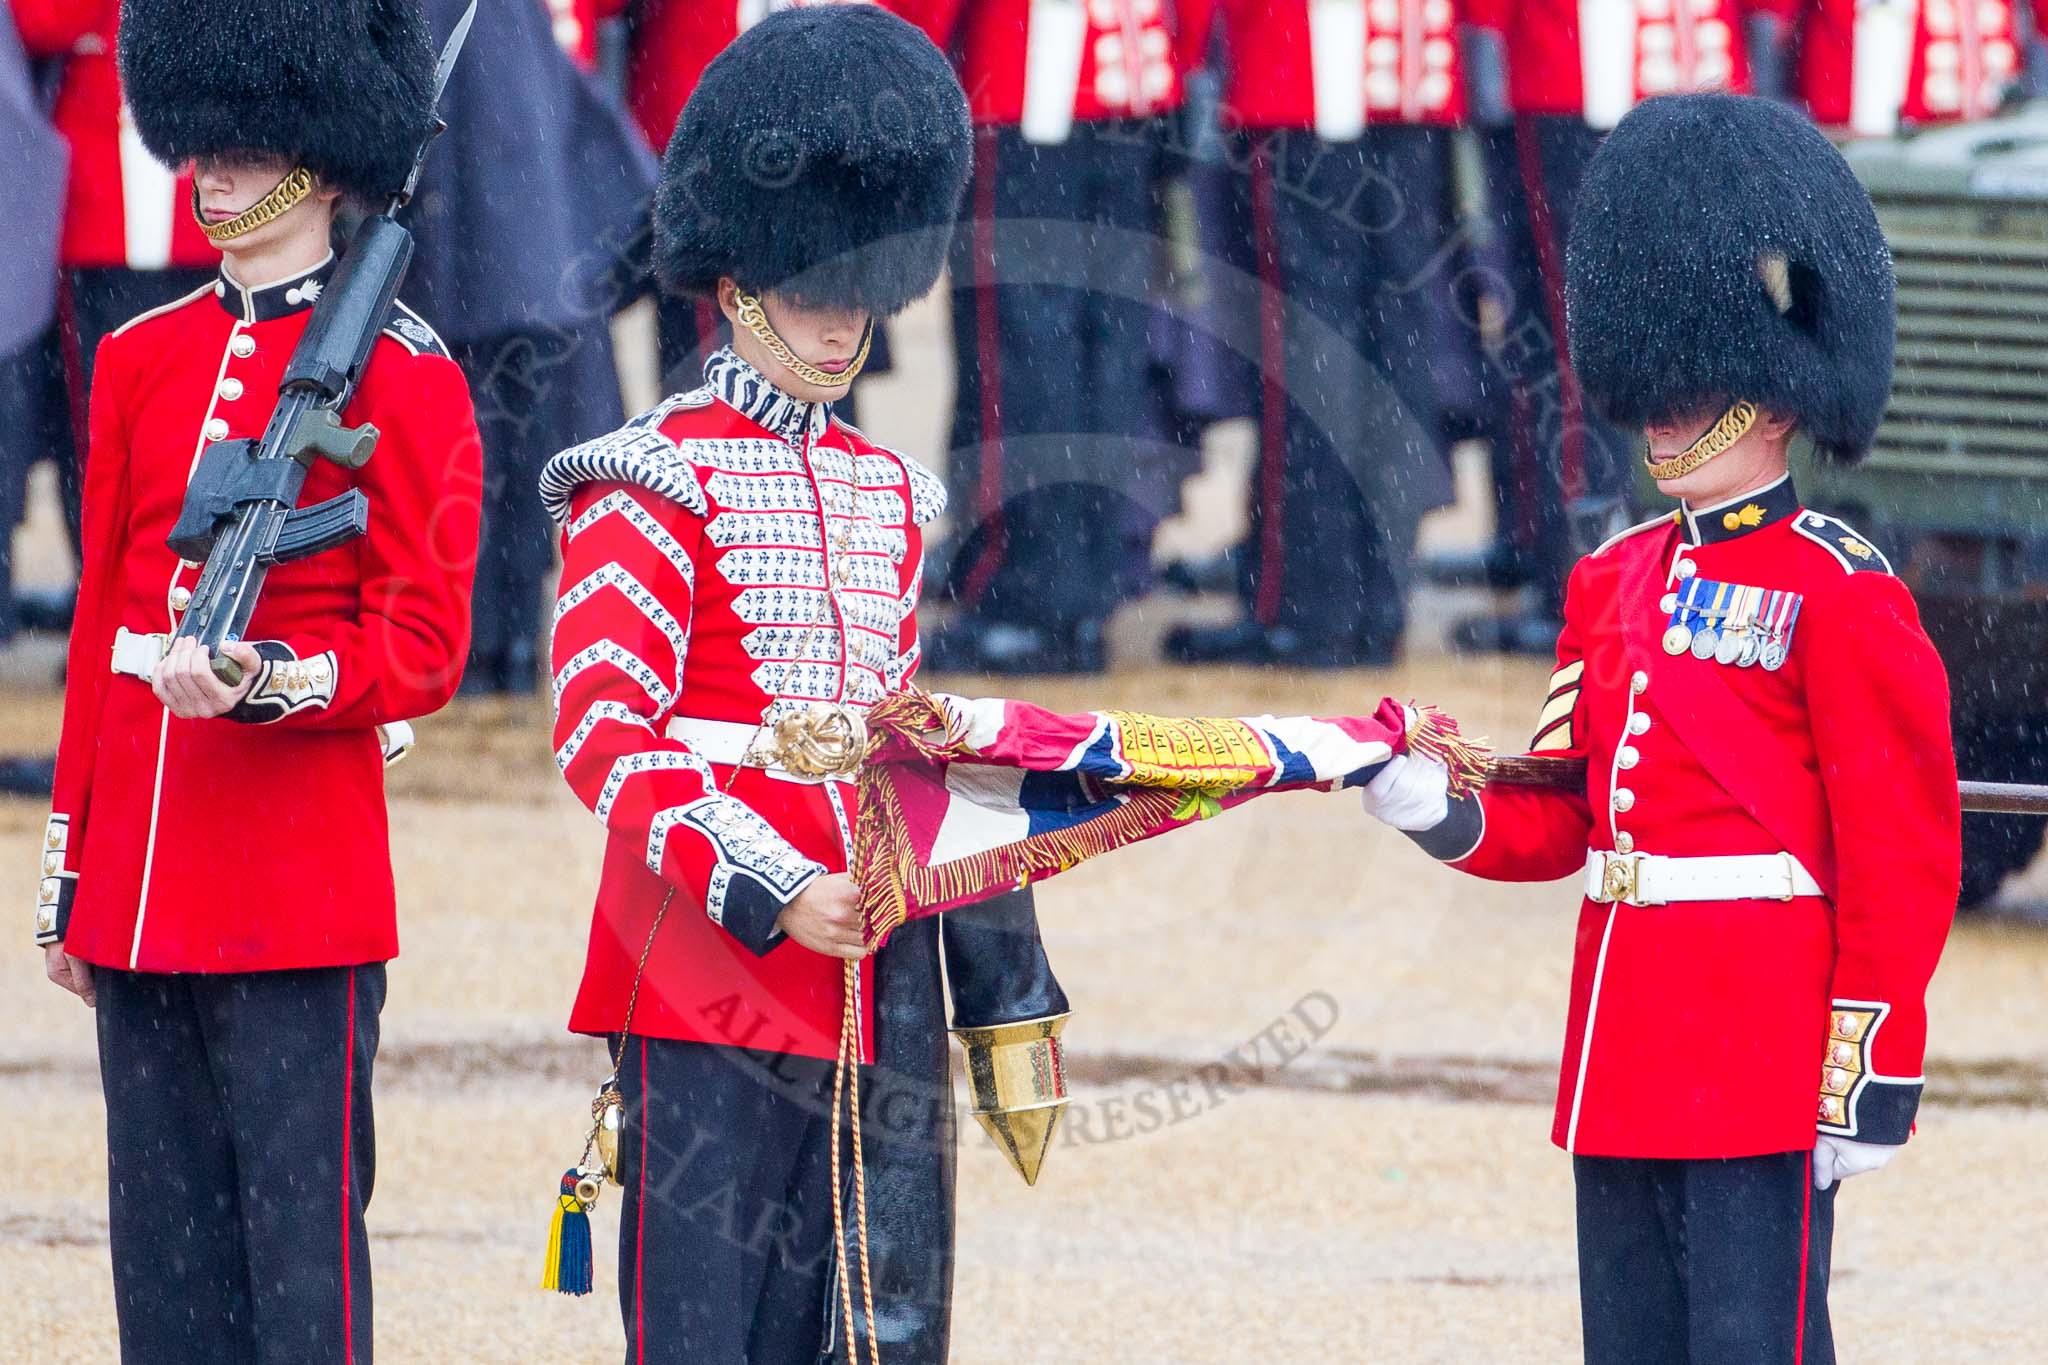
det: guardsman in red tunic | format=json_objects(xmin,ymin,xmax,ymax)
[
  {"xmin": 896, "ymin": 0, "xmax": 1213, "ymax": 673},
  {"xmin": 1792, "ymin": 0, "xmax": 2022, "ymax": 134},
  {"xmin": 543, "ymin": 10, "xmax": 1063, "ymax": 1360},
  {"xmin": 1164, "ymin": 0, "xmax": 1468, "ymax": 668},
  {"xmin": 1363, "ymin": 95, "xmax": 1959, "ymax": 1362},
  {"xmin": 1449, "ymin": 0, "xmax": 1770, "ymax": 658},
  {"xmin": 34, "ymin": 2, "xmax": 480, "ymax": 1360}
]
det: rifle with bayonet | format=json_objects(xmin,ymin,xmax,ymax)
[{"xmin": 165, "ymin": 0, "xmax": 478, "ymax": 687}]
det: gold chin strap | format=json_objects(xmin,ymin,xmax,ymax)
[
  {"xmin": 1643, "ymin": 399, "xmax": 1759, "ymax": 481},
  {"xmin": 733, "ymin": 289, "xmax": 873, "ymax": 391},
  {"xmin": 194, "ymin": 167, "xmax": 315, "ymax": 245}
]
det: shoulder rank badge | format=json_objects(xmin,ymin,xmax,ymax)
[{"xmin": 1661, "ymin": 577, "xmax": 1802, "ymax": 670}]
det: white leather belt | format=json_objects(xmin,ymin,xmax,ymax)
[
  {"xmin": 110, "ymin": 626, "xmax": 168, "ymax": 680},
  {"xmin": 111, "ymin": 627, "xmax": 415, "ymax": 767},
  {"xmin": 1585, "ymin": 850, "xmax": 1823, "ymax": 906},
  {"xmin": 664, "ymin": 715, "xmax": 852, "ymax": 784}
]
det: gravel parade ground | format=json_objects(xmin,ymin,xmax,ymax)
[
  {"xmin": 6, "ymin": 300, "xmax": 2045, "ymax": 1362},
  {"xmin": 6, "ymin": 657, "xmax": 2047, "ymax": 1363}
]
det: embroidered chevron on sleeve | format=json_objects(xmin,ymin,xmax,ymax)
[
  {"xmin": 552, "ymin": 640, "xmax": 674, "ymax": 713},
  {"xmin": 569, "ymin": 490, "xmax": 696, "ymax": 590},
  {"xmin": 595, "ymin": 750, "xmax": 717, "ymax": 823},
  {"xmin": 1530, "ymin": 658, "xmax": 1585, "ymax": 752},
  {"xmin": 555, "ymin": 699, "xmax": 654, "ymax": 774},
  {"xmin": 882, "ymin": 556, "xmax": 924, "ymax": 691},
  {"xmin": 554, "ymin": 561, "xmax": 690, "ymax": 692}
]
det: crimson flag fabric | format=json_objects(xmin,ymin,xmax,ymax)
[{"xmin": 853, "ymin": 688, "xmax": 1482, "ymax": 945}]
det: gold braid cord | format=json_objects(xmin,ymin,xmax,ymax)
[
  {"xmin": 831, "ymin": 960, "xmax": 881, "ymax": 1364},
  {"xmin": 1642, "ymin": 399, "xmax": 1759, "ymax": 481},
  {"xmin": 732, "ymin": 290, "xmax": 873, "ymax": 390},
  {"xmin": 195, "ymin": 167, "xmax": 315, "ymax": 244}
]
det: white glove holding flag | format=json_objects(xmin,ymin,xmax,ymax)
[
  {"xmin": 1813, "ymin": 1134, "xmax": 1900, "ymax": 1190},
  {"xmin": 1359, "ymin": 752, "xmax": 1452, "ymax": 832}
]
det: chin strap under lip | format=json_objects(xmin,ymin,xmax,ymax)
[
  {"xmin": 193, "ymin": 166, "xmax": 315, "ymax": 245},
  {"xmin": 732, "ymin": 289, "xmax": 874, "ymax": 391},
  {"xmin": 1643, "ymin": 399, "xmax": 1760, "ymax": 482}
]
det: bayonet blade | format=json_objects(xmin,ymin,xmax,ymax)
[{"xmin": 431, "ymin": 0, "xmax": 479, "ymax": 110}]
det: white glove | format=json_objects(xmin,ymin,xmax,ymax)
[
  {"xmin": 1359, "ymin": 752, "xmax": 1452, "ymax": 831},
  {"xmin": 1813, "ymin": 1134, "xmax": 1900, "ymax": 1191}
]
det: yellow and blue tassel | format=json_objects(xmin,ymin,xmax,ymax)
[{"xmin": 541, "ymin": 1169, "xmax": 594, "ymax": 1296}]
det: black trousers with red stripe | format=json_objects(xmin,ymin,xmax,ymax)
[
  {"xmin": 941, "ymin": 119, "xmax": 1187, "ymax": 630},
  {"xmin": 1472, "ymin": 118, "xmax": 1635, "ymax": 612},
  {"xmin": 614, "ymin": 1037, "xmax": 840, "ymax": 1365},
  {"xmin": 1574, "ymin": 1152, "xmax": 1836, "ymax": 1365},
  {"xmin": 1218, "ymin": 126, "xmax": 1460, "ymax": 649},
  {"xmin": 95, "ymin": 964, "xmax": 382, "ymax": 1365}
]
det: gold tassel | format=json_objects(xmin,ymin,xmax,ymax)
[{"xmin": 1405, "ymin": 704, "xmax": 1493, "ymax": 800}]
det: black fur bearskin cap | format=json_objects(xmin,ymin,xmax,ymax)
[
  {"xmin": 1565, "ymin": 93, "xmax": 1897, "ymax": 463},
  {"xmin": 119, "ymin": 0, "xmax": 436, "ymax": 204},
  {"xmin": 652, "ymin": 5, "xmax": 971, "ymax": 317}
]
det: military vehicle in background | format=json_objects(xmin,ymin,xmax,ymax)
[{"xmin": 1810, "ymin": 110, "xmax": 2048, "ymax": 906}]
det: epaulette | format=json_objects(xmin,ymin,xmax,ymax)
[
  {"xmin": 538, "ymin": 391, "xmax": 716, "ymax": 525},
  {"xmin": 1591, "ymin": 512, "xmax": 1675, "ymax": 558},
  {"xmin": 1792, "ymin": 510, "xmax": 1894, "ymax": 575},
  {"xmin": 899, "ymin": 453, "xmax": 948, "ymax": 527},
  {"xmin": 380, "ymin": 301, "xmax": 451, "ymax": 359}
]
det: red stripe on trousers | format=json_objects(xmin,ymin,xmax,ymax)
[
  {"xmin": 1794, "ymin": 1149, "xmax": 1815, "ymax": 1361},
  {"xmin": 340, "ymin": 967, "xmax": 356, "ymax": 1362},
  {"xmin": 635, "ymin": 1034, "xmax": 649, "ymax": 1365},
  {"xmin": 960, "ymin": 126, "xmax": 1009, "ymax": 608},
  {"xmin": 1513, "ymin": 117, "xmax": 1587, "ymax": 502},
  {"xmin": 1250, "ymin": 137, "xmax": 1289, "ymax": 628}
]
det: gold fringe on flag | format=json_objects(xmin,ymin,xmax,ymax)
[{"xmin": 1405, "ymin": 704, "xmax": 1493, "ymax": 800}]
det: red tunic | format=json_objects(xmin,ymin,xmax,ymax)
[
  {"xmin": 1465, "ymin": 0, "xmax": 1757, "ymax": 122},
  {"xmin": 1212, "ymin": 0, "xmax": 1468, "ymax": 130},
  {"xmin": 1794, "ymin": 0, "xmax": 2019, "ymax": 134},
  {"xmin": 38, "ymin": 258, "xmax": 482, "ymax": 972},
  {"xmin": 1441, "ymin": 479, "xmax": 1958, "ymax": 1156},
  {"xmin": 13, "ymin": 0, "xmax": 219, "ymax": 270},
  {"xmin": 894, "ymin": 0, "xmax": 1211, "ymax": 130},
  {"xmin": 543, "ymin": 349, "xmax": 946, "ymax": 1063}
]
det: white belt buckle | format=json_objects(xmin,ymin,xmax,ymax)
[{"xmin": 1775, "ymin": 852, "xmax": 1799, "ymax": 902}]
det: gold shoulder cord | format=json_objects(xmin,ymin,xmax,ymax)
[
  {"xmin": 1643, "ymin": 399, "xmax": 1759, "ymax": 481},
  {"xmin": 194, "ymin": 166, "xmax": 315, "ymax": 245},
  {"xmin": 733, "ymin": 289, "xmax": 874, "ymax": 391}
]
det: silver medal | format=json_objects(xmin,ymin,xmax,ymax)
[
  {"xmin": 1761, "ymin": 639, "xmax": 1789, "ymax": 671},
  {"xmin": 1691, "ymin": 626, "xmax": 1720, "ymax": 660},
  {"xmin": 1715, "ymin": 630, "xmax": 1745, "ymax": 666}
]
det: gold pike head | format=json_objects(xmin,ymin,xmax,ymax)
[{"xmin": 954, "ymin": 1014, "xmax": 1071, "ymax": 1186}]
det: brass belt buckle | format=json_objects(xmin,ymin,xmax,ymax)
[
  {"xmin": 755, "ymin": 702, "xmax": 868, "ymax": 780},
  {"xmin": 1601, "ymin": 853, "xmax": 1643, "ymax": 905}
]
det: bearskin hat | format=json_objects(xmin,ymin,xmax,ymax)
[
  {"xmin": 1565, "ymin": 93, "xmax": 1896, "ymax": 463},
  {"xmin": 653, "ymin": 5, "xmax": 970, "ymax": 317},
  {"xmin": 119, "ymin": 0, "xmax": 436, "ymax": 204}
]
